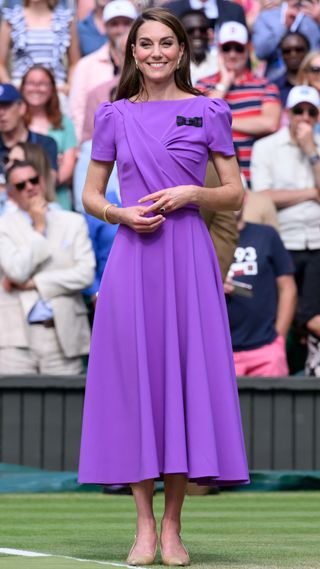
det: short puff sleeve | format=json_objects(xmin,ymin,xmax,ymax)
[
  {"xmin": 91, "ymin": 102, "xmax": 116, "ymax": 162},
  {"xmin": 205, "ymin": 98, "xmax": 235, "ymax": 156}
]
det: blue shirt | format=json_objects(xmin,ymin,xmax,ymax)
[
  {"xmin": 77, "ymin": 11, "xmax": 107, "ymax": 57},
  {"xmin": 226, "ymin": 223, "xmax": 294, "ymax": 351},
  {"xmin": 83, "ymin": 190, "xmax": 120, "ymax": 297},
  {"xmin": 274, "ymin": 73, "xmax": 294, "ymax": 108}
]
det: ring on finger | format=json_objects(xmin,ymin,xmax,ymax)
[{"xmin": 159, "ymin": 206, "xmax": 166, "ymax": 213}]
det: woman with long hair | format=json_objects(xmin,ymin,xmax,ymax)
[
  {"xmin": 0, "ymin": 0, "xmax": 80, "ymax": 96},
  {"xmin": 21, "ymin": 65, "xmax": 77, "ymax": 209},
  {"xmin": 297, "ymin": 50, "xmax": 320, "ymax": 94},
  {"xmin": 79, "ymin": 8, "xmax": 249, "ymax": 566},
  {"xmin": 296, "ymin": 51, "xmax": 320, "ymax": 133}
]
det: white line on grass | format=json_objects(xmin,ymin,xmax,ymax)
[
  {"xmin": 0, "ymin": 549, "xmax": 49, "ymax": 557},
  {"xmin": 0, "ymin": 548, "xmax": 147, "ymax": 568}
]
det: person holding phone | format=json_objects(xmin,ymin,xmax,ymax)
[
  {"xmin": 253, "ymin": 0, "xmax": 320, "ymax": 81},
  {"xmin": 225, "ymin": 197, "xmax": 297, "ymax": 377}
]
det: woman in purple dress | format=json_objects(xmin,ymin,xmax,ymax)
[{"xmin": 79, "ymin": 8, "xmax": 249, "ymax": 567}]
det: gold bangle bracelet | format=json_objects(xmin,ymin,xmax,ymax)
[{"xmin": 102, "ymin": 203, "xmax": 118, "ymax": 224}]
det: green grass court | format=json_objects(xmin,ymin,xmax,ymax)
[{"xmin": 0, "ymin": 492, "xmax": 320, "ymax": 569}]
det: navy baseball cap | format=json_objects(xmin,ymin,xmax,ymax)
[{"xmin": 0, "ymin": 83, "xmax": 22, "ymax": 103}]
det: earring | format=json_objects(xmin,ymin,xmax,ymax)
[
  {"xmin": 135, "ymin": 59, "xmax": 139, "ymax": 70},
  {"xmin": 177, "ymin": 58, "xmax": 181, "ymax": 69}
]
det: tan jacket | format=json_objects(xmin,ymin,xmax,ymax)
[
  {"xmin": 0, "ymin": 209, "xmax": 95, "ymax": 357},
  {"xmin": 200, "ymin": 160, "xmax": 239, "ymax": 281}
]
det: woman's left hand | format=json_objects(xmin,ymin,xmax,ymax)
[{"xmin": 138, "ymin": 185, "xmax": 195, "ymax": 214}]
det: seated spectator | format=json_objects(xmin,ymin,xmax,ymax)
[
  {"xmin": 196, "ymin": 21, "xmax": 281, "ymax": 186},
  {"xmin": 166, "ymin": 0, "xmax": 246, "ymax": 30},
  {"xmin": 4, "ymin": 141, "xmax": 57, "ymax": 207},
  {"xmin": 0, "ymin": 160, "xmax": 95, "ymax": 374},
  {"xmin": 21, "ymin": 66, "xmax": 77, "ymax": 210},
  {"xmin": 297, "ymin": 50, "xmax": 320, "ymax": 133},
  {"xmin": 180, "ymin": 10, "xmax": 218, "ymax": 85},
  {"xmin": 0, "ymin": 0, "xmax": 80, "ymax": 98},
  {"xmin": 225, "ymin": 203, "xmax": 297, "ymax": 377},
  {"xmin": 81, "ymin": 32, "xmax": 127, "ymax": 143},
  {"xmin": 252, "ymin": 0, "xmax": 320, "ymax": 81},
  {"xmin": 275, "ymin": 32, "xmax": 310, "ymax": 107},
  {"xmin": 251, "ymin": 85, "xmax": 320, "ymax": 366},
  {"xmin": 78, "ymin": 0, "xmax": 108, "ymax": 57},
  {"xmin": 0, "ymin": 83, "xmax": 58, "ymax": 181},
  {"xmin": 69, "ymin": 0, "xmax": 138, "ymax": 141}
]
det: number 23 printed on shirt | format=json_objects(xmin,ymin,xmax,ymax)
[{"xmin": 229, "ymin": 246, "xmax": 258, "ymax": 278}]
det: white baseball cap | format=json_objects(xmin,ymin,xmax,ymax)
[
  {"xmin": 218, "ymin": 21, "xmax": 248, "ymax": 46},
  {"xmin": 103, "ymin": 0, "xmax": 138, "ymax": 23},
  {"xmin": 286, "ymin": 85, "xmax": 320, "ymax": 109}
]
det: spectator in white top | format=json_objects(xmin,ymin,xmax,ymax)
[{"xmin": 251, "ymin": 85, "xmax": 320, "ymax": 366}]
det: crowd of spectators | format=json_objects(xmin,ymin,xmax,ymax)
[{"xmin": 1, "ymin": 0, "xmax": 320, "ymax": 377}]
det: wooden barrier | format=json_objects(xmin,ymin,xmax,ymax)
[{"xmin": 0, "ymin": 376, "xmax": 319, "ymax": 471}]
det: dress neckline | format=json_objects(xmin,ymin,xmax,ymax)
[{"xmin": 128, "ymin": 96, "xmax": 201, "ymax": 104}]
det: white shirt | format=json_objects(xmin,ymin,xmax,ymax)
[
  {"xmin": 189, "ymin": 0, "xmax": 218, "ymax": 19},
  {"xmin": 251, "ymin": 126, "xmax": 320, "ymax": 251},
  {"xmin": 190, "ymin": 50, "xmax": 218, "ymax": 85}
]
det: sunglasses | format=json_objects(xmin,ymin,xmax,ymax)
[
  {"xmin": 282, "ymin": 46, "xmax": 307, "ymax": 55},
  {"xmin": 291, "ymin": 106, "xmax": 319, "ymax": 118},
  {"xmin": 1, "ymin": 155, "xmax": 10, "ymax": 165},
  {"xmin": 186, "ymin": 26, "xmax": 209, "ymax": 35},
  {"xmin": 221, "ymin": 43, "xmax": 245, "ymax": 53},
  {"xmin": 307, "ymin": 66, "xmax": 320, "ymax": 74},
  {"xmin": 12, "ymin": 175, "xmax": 40, "ymax": 191},
  {"xmin": 0, "ymin": 101, "xmax": 16, "ymax": 108}
]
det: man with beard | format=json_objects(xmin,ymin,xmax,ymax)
[
  {"xmin": 181, "ymin": 10, "xmax": 218, "ymax": 84},
  {"xmin": 275, "ymin": 32, "xmax": 310, "ymax": 107}
]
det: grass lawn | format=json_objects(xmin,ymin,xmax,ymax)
[{"xmin": 0, "ymin": 492, "xmax": 320, "ymax": 569}]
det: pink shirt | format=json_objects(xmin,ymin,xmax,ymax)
[
  {"xmin": 82, "ymin": 76, "xmax": 120, "ymax": 143},
  {"xmin": 69, "ymin": 43, "xmax": 116, "ymax": 141}
]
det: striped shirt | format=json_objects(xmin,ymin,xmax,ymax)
[
  {"xmin": 2, "ymin": 5, "xmax": 73, "ymax": 84},
  {"xmin": 196, "ymin": 70, "xmax": 280, "ymax": 185}
]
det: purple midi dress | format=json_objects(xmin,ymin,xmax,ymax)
[{"xmin": 78, "ymin": 95, "xmax": 249, "ymax": 487}]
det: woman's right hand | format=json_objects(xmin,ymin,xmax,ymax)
[{"xmin": 113, "ymin": 205, "xmax": 166, "ymax": 234}]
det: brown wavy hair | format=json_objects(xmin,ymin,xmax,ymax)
[
  {"xmin": 115, "ymin": 8, "xmax": 201, "ymax": 101},
  {"xmin": 21, "ymin": 65, "xmax": 63, "ymax": 129},
  {"xmin": 23, "ymin": 0, "xmax": 58, "ymax": 8}
]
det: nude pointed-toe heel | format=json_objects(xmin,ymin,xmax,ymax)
[
  {"xmin": 160, "ymin": 536, "xmax": 190, "ymax": 566},
  {"xmin": 126, "ymin": 536, "xmax": 157, "ymax": 566}
]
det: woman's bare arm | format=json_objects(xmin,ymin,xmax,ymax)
[
  {"xmin": 67, "ymin": 21, "xmax": 81, "ymax": 85},
  {"xmin": 139, "ymin": 154, "xmax": 244, "ymax": 214},
  {"xmin": 82, "ymin": 159, "xmax": 115, "ymax": 219},
  {"xmin": 83, "ymin": 159, "xmax": 166, "ymax": 233},
  {"xmin": 0, "ymin": 20, "xmax": 12, "ymax": 82}
]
